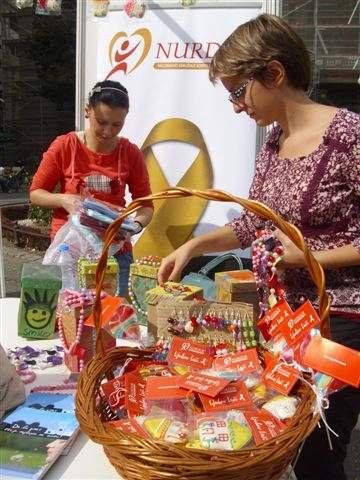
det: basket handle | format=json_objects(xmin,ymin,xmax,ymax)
[{"xmin": 92, "ymin": 187, "xmax": 330, "ymax": 354}]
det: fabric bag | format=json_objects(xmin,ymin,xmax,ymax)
[{"xmin": 180, "ymin": 253, "xmax": 243, "ymax": 301}]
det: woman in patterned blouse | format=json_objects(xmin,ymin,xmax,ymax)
[{"xmin": 158, "ymin": 14, "xmax": 359, "ymax": 480}]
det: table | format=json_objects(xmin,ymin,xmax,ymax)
[
  {"xmin": 0, "ymin": 297, "xmax": 121, "ymax": 480},
  {"xmin": 0, "ymin": 193, "xmax": 29, "ymax": 298}
]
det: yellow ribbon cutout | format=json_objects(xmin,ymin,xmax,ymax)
[{"xmin": 133, "ymin": 118, "xmax": 213, "ymax": 258}]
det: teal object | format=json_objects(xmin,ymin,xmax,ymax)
[{"xmin": 181, "ymin": 253, "xmax": 243, "ymax": 301}]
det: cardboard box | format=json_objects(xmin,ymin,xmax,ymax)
[{"xmin": 215, "ymin": 270, "xmax": 258, "ymax": 305}]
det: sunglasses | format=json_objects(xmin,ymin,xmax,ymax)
[{"xmin": 228, "ymin": 77, "xmax": 253, "ymax": 104}]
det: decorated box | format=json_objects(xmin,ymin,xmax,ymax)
[
  {"xmin": 60, "ymin": 300, "xmax": 116, "ymax": 373},
  {"xmin": 215, "ymin": 270, "xmax": 258, "ymax": 305},
  {"xmin": 147, "ymin": 297, "xmax": 257, "ymax": 350},
  {"xmin": 17, "ymin": 263, "xmax": 61, "ymax": 339},
  {"xmin": 128, "ymin": 256, "xmax": 162, "ymax": 327},
  {"xmin": 78, "ymin": 257, "xmax": 118, "ymax": 296},
  {"xmin": 145, "ymin": 282, "xmax": 203, "ymax": 306}
]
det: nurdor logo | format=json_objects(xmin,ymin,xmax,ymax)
[{"xmin": 106, "ymin": 28, "xmax": 152, "ymax": 79}]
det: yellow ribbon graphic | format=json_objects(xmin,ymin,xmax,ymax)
[{"xmin": 134, "ymin": 118, "xmax": 213, "ymax": 258}]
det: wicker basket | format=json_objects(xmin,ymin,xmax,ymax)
[{"xmin": 76, "ymin": 187, "xmax": 331, "ymax": 480}]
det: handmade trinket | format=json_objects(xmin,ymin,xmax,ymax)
[
  {"xmin": 124, "ymin": 0, "xmax": 146, "ymax": 18},
  {"xmin": 128, "ymin": 256, "xmax": 161, "ymax": 326},
  {"xmin": 78, "ymin": 257, "xmax": 118, "ymax": 296},
  {"xmin": 215, "ymin": 269, "xmax": 258, "ymax": 308}
]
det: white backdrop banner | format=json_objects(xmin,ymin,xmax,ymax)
[{"xmin": 94, "ymin": 5, "xmax": 262, "ymax": 257}]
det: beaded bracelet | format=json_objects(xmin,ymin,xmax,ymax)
[{"xmin": 252, "ymin": 228, "xmax": 285, "ymax": 317}]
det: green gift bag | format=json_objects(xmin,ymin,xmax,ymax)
[{"xmin": 17, "ymin": 263, "xmax": 61, "ymax": 339}]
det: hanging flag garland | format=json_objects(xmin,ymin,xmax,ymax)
[
  {"xmin": 35, "ymin": 0, "xmax": 62, "ymax": 15},
  {"xmin": 92, "ymin": 0, "xmax": 110, "ymax": 18},
  {"xmin": 124, "ymin": 0, "xmax": 146, "ymax": 18}
]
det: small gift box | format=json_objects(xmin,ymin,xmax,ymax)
[
  {"xmin": 148, "ymin": 298, "xmax": 257, "ymax": 350},
  {"xmin": 128, "ymin": 256, "xmax": 162, "ymax": 327},
  {"xmin": 78, "ymin": 257, "xmax": 119, "ymax": 296},
  {"xmin": 215, "ymin": 270, "xmax": 258, "ymax": 305},
  {"xmin": 60, "ymin": 299, "xmax": 116, "ymax": 373},
  {"xmin": 17, "ymin": 263, "xmax": 61, "ymax": 339}
]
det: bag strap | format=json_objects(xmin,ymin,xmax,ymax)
[{"xmin": 198, "ymin": 253, "xmax": 243, "ymax": 277}]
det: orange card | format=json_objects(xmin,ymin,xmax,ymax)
[
  {"xmin": 199, "ymin": 380, "xmax": 253, "ymax": 412},
  {"xmin": 302, "ymin": 336, "xmax": 360, "ymax": 387},
  {"xmin": 262, "ymin": 361, "xmax": 299, "ymax": 395},
  {"xmin": 108, "ymin": 417, "xmax": 148, "ymax": 437},
  {"xmin": 280, "ymin": 301, "xmax": 320, "ymax": 347},
  {"xmin": 85, "ymin": 296, "xmax": 124, "ymax": 327},
  {"xmin": 145, "ymin": 376, "xmax": 188, "ymax": 400},
  {"xmin": 167, "ymin": 337, "xmax": 213, "ymax": 370},
  {"xmin": 100, "ymin": 376, "xmax": 126, "ymax": 410},
  {"xmin": 212, "ymin": 348, "xmax": 261, "ymax": 374},
  {"xmin": 258, "ymin": 300, "xmax": 293, "ymax": 341},
  {"xmin": 125, "ymin": 372, "xmax": 147, "ymax": 415},
  {"xmin": 244, "ymin": 410, "xmax": 285, "ymax": 445},
  {"xmin": 178, "ymin": 372, "xmax": 230, "ymax": 397}
]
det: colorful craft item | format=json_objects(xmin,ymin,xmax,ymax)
[
  {"xmin": 6, "ymin": 345, "xmax": 64, "ymax": 385},
  {"xmin": 58, "ymin": 289, "xmax": 115, "ymax": 373},
  {"xmin": 251, "ymin": 229, "xmax": 285, "ymax": 317},
  {"xmin": 106, "ymin": 303, "xmax": 139, "ymax": 339},
  {"xmin": 78, "ymin": 257, "xmax": 119, "ymax": 296},
  {"xmin": 124, "ymin": 0, "xmax": 146, "ymax": 18},
  {"xmin": 145, "ymin": 282, "xmax": 203, "ymax": 305},
  {"xmin": 179, "ymin": 0, "xmax": 196, "ymax": 6},
  {"xmin": 17, "ymin": 263, "xmax": 62, "ymax": 340},
  {"xmin": 128, "ymin": 256, "xmax": 161, "ymax": 323}
]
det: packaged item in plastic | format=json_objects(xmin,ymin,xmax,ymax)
[
  {"xmin": 35, "ymin": 0, "xmax": 62, "ymax": 15},
  {"xmin": 91, "ymin": 0, "xmax": 110, "ymax": 17},
  {"xmin": 262, "ymin": 394, "xmax": 299, "ymax": 420},
  {"xmin": 187, "ymin": 410, "xmax": 253, "ymax": 450},
  {"xmin": 58, "ymin": 243, "xmax": 77, "ymax": 291},
  {"xmin": 14, "ymin": 0, "xmax": 33, "ymax": 8}
]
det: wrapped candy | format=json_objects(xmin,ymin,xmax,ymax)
[
  {"xmin": 124, "ymin": 0, "xmax": 146, "ymax": 18},
  {"xmin": 187, "ymin": 410, "xmax": 253, "ymax": 450},
  {"xmin": 262, "ymin": 395, "xmax": 299, "ymax": 420},
  {"xmin": 14, "ymin": 0, "xmax": 34, "ymax": 8},
  {"xmin": 91, "ymin": 0, "xmax": 110, "ymax": 17},
  {"xmin": 35, "ymin": 0, "xmax": 62, "ymax": 15}
]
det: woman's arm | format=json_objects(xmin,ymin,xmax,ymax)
[
  {"xmin": 134, "ymin": 206, "xmax": 153, "ymax": 228},
  {"xmin": 30, "ymin": 189, "xmax": 79, "ymax": 214},
  {"xmin": 158, "ymin": 225, "xmax": 240, "ymax": 283},
  {"xmin": 274, "ymin": 229, "xmax": 360, "ymax": 270}
]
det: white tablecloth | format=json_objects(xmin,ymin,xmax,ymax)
[{"xmin": 0, "ymin": 298, "xmax": 120, "ymax": 480}]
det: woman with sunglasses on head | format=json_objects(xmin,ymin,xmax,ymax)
[
  {"xmin": 30, "ymin": 80, "xmax": 154, "ymax": 295},
  {"xmin": 158, "ymin": 14, "xmax": 359, "ymax": 480}
]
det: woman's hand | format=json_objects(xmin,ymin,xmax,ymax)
[
  {"xmin": 58, "ymin": 194, "xmax": 81, "ymax": 214},
  {"xmin": 158, "ymin": 243, "xmax": 195, "ymax": 283},
  {"xmin": 273, "ymin": 229, "xmax": 306, "ymax": 269}
]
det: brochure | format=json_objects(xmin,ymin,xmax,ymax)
[{"xmin": 0, "ymin": 392, "xmax": 79, "ymax": 479}]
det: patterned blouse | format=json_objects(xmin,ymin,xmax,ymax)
[{"xmin": 228, "ymin": 108, "xmax": 360, "ymax": 315}]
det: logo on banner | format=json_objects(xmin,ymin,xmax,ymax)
[{"xmin": 106, "ymin": 28, "xmax": 152, "ymax": 79}]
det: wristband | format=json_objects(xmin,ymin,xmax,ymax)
[{"xmin": 133, "ymin": 220, "xmax": 144, "ymax": 234}]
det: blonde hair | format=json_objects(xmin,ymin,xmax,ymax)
[{"xmin": 209, "ymin": 14, "xmax": 311, "ymax": 91}]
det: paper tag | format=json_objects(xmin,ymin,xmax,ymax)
[
  {"xmin": 212, "ymin": 348, "xmax": 261, "ymax": 374},
  {"xmin": 280, "ymin": 301, "xmax": 320, "ymax": 347},
  {"xmin": 100, "ymin": 376, "xmax": 126, "ymax": 409},
  {"xmin": 199, "ymin": 380, "xmax": 254, "ymax": 412},
  {"xmin": 108, "ymin": 417, "xmax": 148, "ymax": 437},
  {"xmin": 262, "ymin": 361, "xmax": 299, "ymax": 395},
  {"xmin": 145, "ymin": 376, "xmax": 188, "ymax": 400},
  {"xmin": 178, "ymin": 372, "xmax": 230, "ymax": 397},
  {"xmin": 244, "ymin": 410, "xmax": 285, "ymax": 445},
  {"xmin": 125, "ymin": 372, "xmax": 147, "ymax": 415},
  {"xmin": 167, "ymin": 337, "xmax": 213, "ymax": 370},
  {"xmin": 85, "ymin": 296, "xmax": 124, "ymax": 327},
  {"xmin": 302, "ymin": 335, "xmax": 360, "ymax": 387},
  {"xmin": 258, "ymin": 300, "xmax": 293, "ymax": 341}
]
